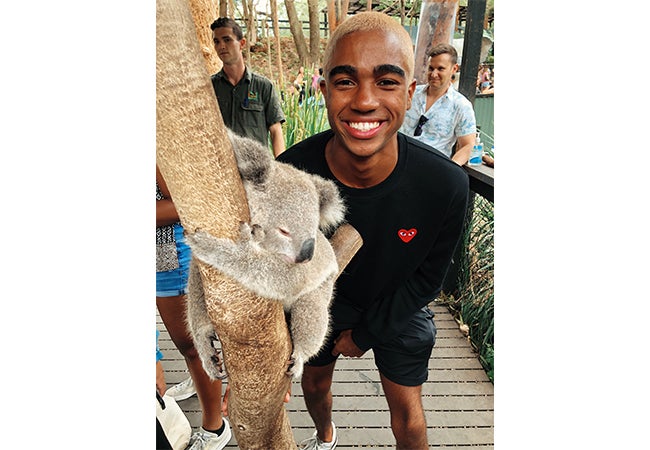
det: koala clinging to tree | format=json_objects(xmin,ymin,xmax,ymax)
[{"xmin": 185, "ymin": 130, "xmax": 346, "ymax": 380}]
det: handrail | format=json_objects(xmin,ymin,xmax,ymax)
[{"xmin": 464, "ymin": 163, "xmax": 494, "ymax": 202}]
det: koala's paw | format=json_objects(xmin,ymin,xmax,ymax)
[
  {"xmin": 185, "ymin": 230, "xmax": 216, "ymax": 253},
  {"xmin": 287, "ymin": 354, "xmax": 305, "ymax": 380},
  {"xmin": 201, "ymin": 348, "xmax": 228, "ymax": 380},
  {"xmin": 240, "ymin": 222, "xmax": 264, "ymax": 243}
]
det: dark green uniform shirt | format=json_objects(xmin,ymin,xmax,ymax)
[{"xmin": 211, "ymin": 67, "xmax": 285, "ymax": 146}]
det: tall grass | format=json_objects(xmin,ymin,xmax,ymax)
[
  {"xmin": 444, "ymin": 194, "xmax": 494, "ymax": 382},
  {"xmin": 281, "ymin": 91, "xmax": 330, "ymax": 147}
]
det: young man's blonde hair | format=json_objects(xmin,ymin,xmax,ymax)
[{"xmin": 322, "ymin": 11, "xmax": 414, "ymax": 81}]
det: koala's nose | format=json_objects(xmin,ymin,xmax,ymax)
[{"xmin": 296, "ymin": 238, "xmax": 315, "ymax": 263}]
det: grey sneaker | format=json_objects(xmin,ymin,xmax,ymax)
[
  {"xmin": 299, "ymin": 422, "xmax": 338, "ymax": 450},
  {"xmin": 166, "ymin": 377, "xmax": 196, "ymax": 401},
  {"xmin": 185, "ymin": 419, "xmax": 232, "ymax": 450}
]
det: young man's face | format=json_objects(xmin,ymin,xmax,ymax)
[
  {"xmin": 426, "ymin": 53, "xmax": 458, "ymax": 90},
  {"xmin": 321, "ymin": 30, "xmax": 416, "ymax": 158},
  {"xmin": 212, "ymin": 27, "xmax": 245, "ymax": 65}
]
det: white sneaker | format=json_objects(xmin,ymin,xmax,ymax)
[
  {"xmin": 166, "ymin": 377, "xmax": 196, "ymax": 401},
  {"xmin": 299, "ymin": 422, "xmax": 338, "ymax": 450},
  {"xmin": 185, "ymin": 419, "xmax": 232, "ymax": 450}
]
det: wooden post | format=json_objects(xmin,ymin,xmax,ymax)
[
  {"xmin": 157, "ymin": 0, "xmax": 362, "ymax": 448},
  {"xmin": 413, "ymin": 0, "xmax": 459, "ymax": 84},
  {"xmin": 442, "ymin": 0, "xmax": 486, "ymax": 296},
  {"xmin": 457, "ymin": 0, "xmax": 486, "ymax": 106}
]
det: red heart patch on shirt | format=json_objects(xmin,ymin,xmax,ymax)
[{"xmin": 398, "ymin": 228, "xmax": 417, "ymax": 243}]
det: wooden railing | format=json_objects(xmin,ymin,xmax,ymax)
[{"xmin": 464, "ymin": 163, "xmax": 493, "ymax": 202}]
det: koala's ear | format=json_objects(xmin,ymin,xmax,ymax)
[
  {"xmin": 227, "ymin": 130, "xmax": 272, "ymax": 185},
  {"xmin": 311, "ymin": 174, "xmax": 345, "ymax": 232}
]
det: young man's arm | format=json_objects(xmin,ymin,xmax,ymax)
[
  {"xmin": 269, "ymin": 122, "xmax": 285, "ymax": 157},
  {"xmin": 451, "ymin": 132, "xmax": 475, "ymax": 166}
]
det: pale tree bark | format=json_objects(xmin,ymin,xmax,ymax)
[
  {"xmin": 270, "ymin": 0, "xmax": 285, "ymax": 87},
  {"xmin": 413, "ymin": 0, "xmax": 459, "ymax": 84},
  {"xmin": 307, "ymin": 0, "xmax": 320, "ymax": 67},
  {"xmin": 157, "ymin": 0, "xmax": 294, "ymax": 447},
  {"xmin": 188, "ymin": 0, "xmax": 222, "ymax": 74},
  {"xmin": 157, "ymin": 1, "xmax": 361, "ymax": 448},
  {"xmin": 284, "ymin": 0, "xmax": 309, "ymax": 66},
  {"xmin": 241, "ymin": 0, "xmax": 252, "ymax": 60},
  {"xmin": 341, "ymin": 0, "xmax": 350, "ymax": 21},
  {"xmin": 327, "ymin": 0, "xmax": 337, "ymax": 34},
  {"xmin": 264, "ymin": 12, "xmax": 273, "ymax": 80}
]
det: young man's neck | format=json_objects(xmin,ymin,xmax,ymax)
[
  {"xmin": 425, "ymin": 82, "xmax": 450, "ymax": 109},
  {"xmin": 325, "ymin": 137, "xmax": 398, "ymax": 189},
  {"xmin": 222, "ymin": 59, "xmax": 246, "ymax": 86}
]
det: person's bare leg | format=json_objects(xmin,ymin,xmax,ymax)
[
  {"xmin": 380, "ymin": 373, "xmax": 428, "ymax": 450},
  {"xmin": 157, "ymin": 295, "xmax": 223, "ymax": 431},
  {"xmin": 301, "ymin": 362, "xmax": 337, "ymax": 442}
]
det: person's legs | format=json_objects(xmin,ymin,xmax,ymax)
[
  {"xmin": 380, "ymin": 374, "xmax": 428, "ymax": 450},
  {"xmin": 373, "ymin": 306, "xmax": 437, "ymax": 449},
  {"xmin": 157, "ymin": 294, "xmax": 223, "ymax": 431},
  {"xmin": 301, "ymin": 362, "xmax": 337, "ymax": 443}
]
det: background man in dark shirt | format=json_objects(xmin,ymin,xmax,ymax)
[{"xmin": 210, "ymin": 17, "xmax": 285, "ymax": 156}]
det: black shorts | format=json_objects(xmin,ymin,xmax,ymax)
[{"xmin": 307, "ymin": 306, "xmax": 437, "ymax": 386}]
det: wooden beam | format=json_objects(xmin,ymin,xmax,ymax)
[{"xmin": 457, "ymin": 0, "xmax": 486, "ymax": 106}]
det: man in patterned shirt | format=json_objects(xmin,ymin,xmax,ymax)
[{"xmin": 400, "ymin": 43, "xmax": 476, "ymax": 166}]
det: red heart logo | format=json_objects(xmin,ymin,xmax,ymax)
[{"xmin": 398, "ymin": 228, "xmax": 417, "ymax": 243}]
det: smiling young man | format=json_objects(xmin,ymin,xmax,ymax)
[
  {"xmin": 209, "ymin": 17, "xmax": 285, "ymax": 156},
  {"xmin": 400, "ymin": 43, "xmax": 476, "ymax": 166},
  {"xmin": 277, "ymin": 12, "xmax": 469, "ymax": 450}
]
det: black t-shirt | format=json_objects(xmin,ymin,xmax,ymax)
[{"xmin": 277, "ymin": 130, "xmax": 469, "ymax": 351}]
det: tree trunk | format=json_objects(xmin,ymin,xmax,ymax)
[
  {"xmin": 413, "ymin": 0, "xmax": 459, "ymax": 84},
  {"xmin": 157, "ymin": 0, "xmax": 294, "ymax": 447},
  {"xmin": 219, "ymin": 0, "xmax": 227, "ymax": 16},
  {"xmin": 307, "ymin": 0, "xmax": 320, "ymax": 67},
  {"xmin": 157, "ymin": 2, "xmax": 362, "ymax": 448},
  {"xmin": 270, "ymin": 0, "xmax": 284, "ymax": 88},
  {"xmin": 341, "ymin": 0, "xmax": 350, "ymax": 22},
  {"xmin": 264, "ymin": 13, "xmax": 273, "ymax": 81},
  {"xmin": 241, "ymin": 0, "xmax": 252, "ymax": 60},
  {"xmin": 327, "ymin": 0, "xmax": 337, "ymax": 34},
  {"xmin": 188, "ymin": 0, "xmax": 222, "ymax": 74},
  {"xmin": 284, "ymin": 0, "xmax": 309, "ymax": 66}
]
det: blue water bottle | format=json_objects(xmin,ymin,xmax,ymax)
[{"xmin": 468, "ymin": 133, "xmax": 483, "ymax": 166}]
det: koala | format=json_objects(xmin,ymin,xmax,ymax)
[{"xmin": 185, "ymin": 130, "xmax": 346, "ymax": 380}]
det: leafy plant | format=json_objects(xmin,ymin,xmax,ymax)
[
  {"xmin": 442, "ymin": 194, "xmax": 494, "ymax": 383},
  {"xmin": 281, "ymin": 89, "xmax": 329, "ymax": 147}
]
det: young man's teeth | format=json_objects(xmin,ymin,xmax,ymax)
[{"xmin": 350, "ymin": 122, "xmax": 379, "ymax": 132}]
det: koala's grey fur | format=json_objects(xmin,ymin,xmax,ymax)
[{"xmin": 185, "ymin": 130, "xmax": 345, "ymax": 380}]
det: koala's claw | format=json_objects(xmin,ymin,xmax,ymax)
[
  {"xmin": 203, "ymin": 349, "xmax": 228, "ymax": 380},
  {"xmin": 286, "ymin": 355, "xmax": 305, "ymax": 380}
]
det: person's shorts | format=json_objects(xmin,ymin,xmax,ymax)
[
  {"xmin": 156, "ymin": 223, "xmax": 191, "ymax": 297},
  {"xmin": 307, "ymin": 306, "xmax": 437, "ymax": 386}
]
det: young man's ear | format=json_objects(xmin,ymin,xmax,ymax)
[
  {"xmin": 406, "ymin": 78, "xmax": 417, "ymax": 109},
  {"xmin": 319, "ymin": 78, "xmax": 327, "ymax": 97}
]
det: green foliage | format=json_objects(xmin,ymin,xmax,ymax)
[
  {"xmin": 281, "ymin": 90, "xmax": 330, "ymax": 148},
  {"xmin": 444, "ymin": 194, "xmax": 494, "ymax": 383}
]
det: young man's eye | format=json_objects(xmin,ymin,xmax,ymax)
[
  {"xmin": 378, "ymin": 79, "xmax": 399, "ymax": 87},
  {"xmin": 333, "ymin": 78, "xmax": 354, "ymax": 87}
]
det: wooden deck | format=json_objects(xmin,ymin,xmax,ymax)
[{"xmin": 157, "ymin": 301, "xmax": 494, "ymax": 449}]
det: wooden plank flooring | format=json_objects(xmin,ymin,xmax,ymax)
[{"xmin": 157, "ymin": 301, "xmax": 494, "ymax": 449}]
